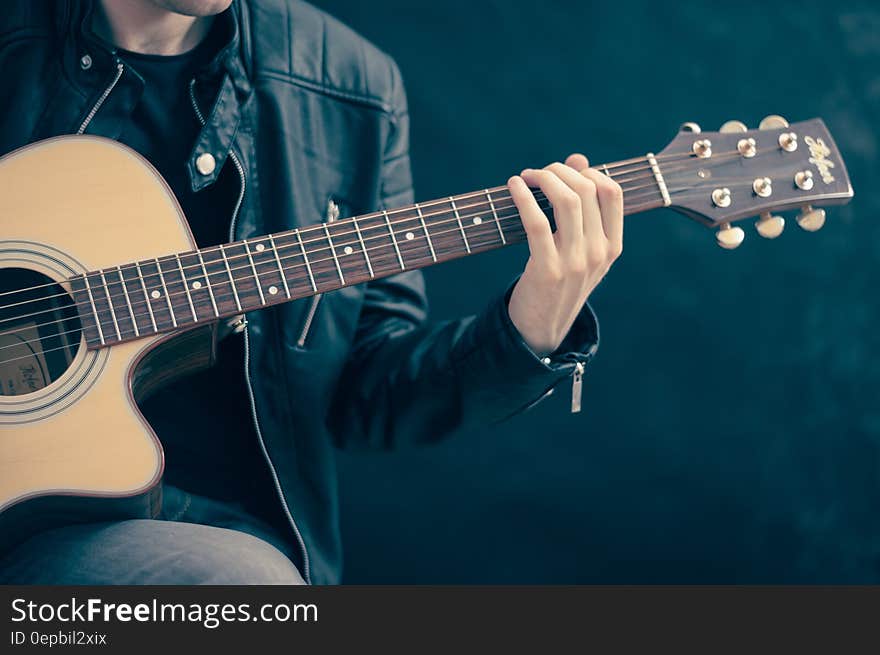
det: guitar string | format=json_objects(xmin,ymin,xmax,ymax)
[
  {"xmin": 0, "ymin": 157, "xmax": 678, "ymax": 304},
  {"xmin": 0, "ymin": 148, "xmax": 751, "ymax": 318},
  {"xmin": 0, "ymin": 175, "xmax": 680, "ymax": 333},
  {"xmin": 0, "ymin": 146, "xmax": 747, "ymax": 302},
  {"xmin": 0, "ymin": 198, "xmax": 673, "ymax": 363},
  {"xmin": 0, "ymin": 177, "xmax": 770, "ymax": 356},
  {"xmin": 0, "ymin": 196, "xmax": 672, "ymax": 353},
  {"xmin": 0, "ymin": 171, "xmax": 678, "ymax": 320},
  {"xmin": 0, "ymin": 198, "xmax": 581, "ymax": 344}
]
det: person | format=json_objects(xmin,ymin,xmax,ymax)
[{"xmin": 0, "ymin": 0, "xmax": 622, "ymax": 584}]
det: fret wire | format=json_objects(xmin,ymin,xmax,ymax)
[
  {"xmin": 243, "ymin": 239, "xmax": 267, "ymax": 306},
  {"xmin": 466, "ymin": 215, "xmax": 503, "ymax": 244},
  {"xmin": 484, "ymin": 189, "xmax": 506, "ymax": 244},
  {"xmin": 382, "ymin": 209, "xmax": 406, "ymax": 270},
  {"xmin": 98, "ymin": 271, "xmax": 122, "ymax": 341},
  {"xmin": 414, "ymin": 203, "xmax": 437, "ymax": 262},
  {"xmin": 154, "ymin": 257, "xmax": 178, "ymax": 328},
  {"xmin": 351, "ymin": 219, "xmax": 374, "ymax": 278},
  {"xmin": 267, "ymin": 234, "xmax": 292, "ymax": 298},
  {"xmin": 449, "ymin": 197, "xmax": 471, "ymax": 254},
  {"xmin": 322, "ymin": 224, "xmax": 346, "ymax": 284},
  {"xmin": 116, "ymin": 265, "xmax": 140, "ymax": 337},
  {"xmin": 295, "ymin": 230, "xmax": 317, "ymax": 292},
  {"xmin": 196, "ymin": 250, "xmax": 220, "ymax": 317},
  {"xmin": 81, "ymin": 274, "xmax": 106, "ymax": 344},
  {"xmin": 134, "ymin": 262, "xmax": 158, "ymax": 332},
  {"xmin": 218, "ymin": 244, "xmax": 242, "ymax": 311},
  {"xmin": 175, "ymin": 254, "xmax": 198, "ymax": 322}
]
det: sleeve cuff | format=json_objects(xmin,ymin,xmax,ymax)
[
  {"xmin": 506, "ymin": 295, "xmax": 601, "ymax": 374},
  {"xmin": 453, "ymin": 279, "xmax": 601, "ymax": 419}
]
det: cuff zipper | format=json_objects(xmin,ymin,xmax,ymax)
[{"xmin": 571, "ymin": 361, "xmax": 585, "ymax": 413}]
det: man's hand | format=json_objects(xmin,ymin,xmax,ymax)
[{"xmin": 506, "ymin": 153, "xmax": 623, "ymax": 357}]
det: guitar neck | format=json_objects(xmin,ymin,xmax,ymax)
[{"xmin": 71, "ymin": 155, "xmax": 667, "ymax": 348}]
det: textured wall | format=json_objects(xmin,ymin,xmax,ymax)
[{"xmin": 311, "ymin": 0, "xmax": 880, "ymax": 582}]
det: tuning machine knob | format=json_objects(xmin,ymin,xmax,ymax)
[
  {"xmin": 756, "ymin": 212, "xmax": 785, "ymax": 239},
  {"xmin": 778, "ymin": 132, "xmax": 798, "ymax": 152},
  {"xmin": 796, "ymin": 205, "xmax": 826, "ymax": 232},
  {"xmin": 719, "ymin": 120, "xmax": 748, "ymax": 133},
  {"xmin": 759, "ymin": 115, "xmax": 789, "ymax": 130},
  {"xmin": 716, "ymin": 222, "xmax": 745, "ymax": 249},
  {"xmin": 680, "ymin": 122, "xmax": 701, "ymax": 133},
  {"xmin": 794, "ymin": 170, "xmax": 814, "ymax": 190},
  {"xmin": 693, "ymin": 139, "xmax": 712, "ymax": 158}
]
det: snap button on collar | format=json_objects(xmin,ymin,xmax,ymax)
[{"xmin": 195, "ymin": 152, "xmax": 216, "ymax": 175}]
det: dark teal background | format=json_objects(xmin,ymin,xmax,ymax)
[{"xmin": 312, "ymin": 0, "xmax": 880, "ymax": 582}]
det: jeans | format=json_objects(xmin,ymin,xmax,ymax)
[{"xmin": 0, "ymin": 485, "xmax": 305, "ymax": 585}]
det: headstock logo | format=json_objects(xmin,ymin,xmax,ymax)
[{"xmin": 804, "ymin": 136, "xmax": 835, "ymax": 184}]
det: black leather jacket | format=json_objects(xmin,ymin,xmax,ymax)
[{"xmin": 0, "ymin": 0, "xmax": 599, "ymax": 583}]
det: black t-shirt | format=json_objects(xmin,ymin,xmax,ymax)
[{"xmin": 115, "ymin": 37, "xmax": 283, "ymax": 527}]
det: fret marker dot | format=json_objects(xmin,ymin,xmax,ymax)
[
  {"xmin": 255, "ymin": 243, "xmax": 265, "ymax": 252},
  {"xmin": 192, "ymin": 281, "xmax": 202, "ymax": 290},
  {"xmin": 405, "ymin": 231, "xmax": 415, "ymax": 240},
  {"xmin": 150, "ymin": 290, "xmax": 161, "ymax": 299},
  {"xmin": 473, "ymin": 216, "xmax": 482, "ymax": 225},
  {"xmin": 268, "ymin": 285, "xmax": 278, "ymax": 295},
  {"xmin": 343, "ymin": 246, "xmax": 353, "ymax": 255}
]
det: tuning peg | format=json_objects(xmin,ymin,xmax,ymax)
[
  {"xmin": 794, "ymin": 170, "xmax": 814, "ymax": 190},
  {"xmin": 759, "ymin": 115, "xmax": 789, "ymax": 130},
  {"xmin": 756, "ymin": 212, "xmax": 785, "ymax": 238},
  {"xmin": 680, "ymin": 122, "xmax": 701, "ymax": 133},
  {"xmin": 719, "ymin": 120, "xmax": 748, "ymax": 133},
  {"xmin": 796, "ymin": 205, "xmax": 826, "ymax": 232},
  {"xmin": 716, "ymin": 222, "xmax": 745, "ymax": 249}
]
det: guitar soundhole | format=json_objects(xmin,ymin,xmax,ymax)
[{"xmin": 0, "ymin": 268, "xmax": 82, "ymax": 396}]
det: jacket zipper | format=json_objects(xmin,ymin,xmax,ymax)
[
  {"xmin": 76, "ymin": 61, "xmax": 124, "ymax": 134},
  {"xmin": 571, "ymin": 362, "xmax": 584, "ymax": 413},
  {"xmin": 189, "ymin": 79, "xmax": 312, "ymax": 583},
  {"xmin": 296, "ymin": 198, "xmax": 340, "ymax": 347}
]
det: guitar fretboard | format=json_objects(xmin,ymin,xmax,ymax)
[{"xmin": 70, "ymin": 162, "xmax": 666, "ymax": 348}]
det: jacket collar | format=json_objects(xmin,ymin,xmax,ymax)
[
  {"xmin": 57, "ymin": 0, "xmax": 252, "ymax": 191},
  {"xmin": 62, "ymin": 0, "xmax": 242, "ymax": 76}
]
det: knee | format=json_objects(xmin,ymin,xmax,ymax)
[
  {"xmin": 0, "ymin": 520, "xmax": 306, "ymax": 585},
  {"xmin": 178, "ymin": 527, "xmax": 306, "ymax": 585},
  {"xmin": 156, "ymin": 523, "xmax": 305, "ymax": 585}
]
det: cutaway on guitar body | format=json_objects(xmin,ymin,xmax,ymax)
[{"xmin": 0, "ymin": 136, "xmax": 200, "ymax": 552}]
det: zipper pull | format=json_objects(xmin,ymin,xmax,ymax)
[
  {"xmin": 571, "ymin": 362, "xmax": 585, "ymax": 413},
  {"xmin": 326, "ymin": 197, "xmax": 340, "ymax": 222}
]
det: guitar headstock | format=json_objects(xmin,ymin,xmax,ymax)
[{"xmin": 654, "ymin": 116, "xmax": 853, "ymax": 248}]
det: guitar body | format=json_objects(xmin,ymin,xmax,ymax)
[{"xmin": 0, "ymin": 136, "xmax": 209, "ymax": 552}]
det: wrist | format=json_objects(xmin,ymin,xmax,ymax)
[{"xmin": 506, "ymin": 301, "xmax": 560, "ymax": 358}]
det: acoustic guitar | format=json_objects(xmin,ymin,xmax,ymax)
[{"xmin": 0, "ymin": 116, "xmax": 853, "ymax": 551}]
